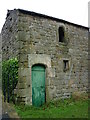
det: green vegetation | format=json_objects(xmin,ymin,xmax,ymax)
[
  {"xmin": 2, "ymin": 58, "xmax": 18, "ymax": 101},
  {"xmin": 14, "ymin": 98, "xmax": 89, "ymax": 119}
]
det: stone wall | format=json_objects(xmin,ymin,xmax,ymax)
[
  {"xmin": 1, "ymin": 9, "xmax": 89, "ymax": 104},
  {"xmin": 1, "ymin": 10, "xmax": 19, "ymax": 60},
  {"xmin": 0, "ymin": 34, "xmax": 2, "ymax": 89}
]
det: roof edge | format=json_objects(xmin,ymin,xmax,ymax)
[{"xmin": 16, "ymin": 9, "xmax": 89, "ymax": 30}]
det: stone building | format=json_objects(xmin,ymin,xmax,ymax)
[{"xmin": 1, "ymin": 9, "xmax": 89, "ymax": 106}]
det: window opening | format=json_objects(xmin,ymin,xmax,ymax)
[
  {"xmin": 58, "ymin": 27, "xmax": 64, "ymax": 42},
  {"xmin": 63, "ymin": 60, "xmax": 69, "ymax": 72}
]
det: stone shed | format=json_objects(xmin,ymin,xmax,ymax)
[{"xmin": 1, "ymin": 9, "xmax": 89, "ymax": 106}]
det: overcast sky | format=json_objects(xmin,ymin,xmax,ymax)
[{"xmin": 0, "ymin": 0, "xmax": 89, "ymax": 32}]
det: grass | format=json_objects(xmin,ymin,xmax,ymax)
[{"xmin": 14, "ymin": 98, "xmax": 89, "ymax": 119}]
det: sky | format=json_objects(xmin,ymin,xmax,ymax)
[{"xmin": 0, "ymin": 0, "xmax": 89, "ymax": 32}]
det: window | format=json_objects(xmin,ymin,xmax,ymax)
[
  {"xmin": 58, "ymin": 27, "xmax": 64, "ymax": 42},
  {"xmin": 63, "ymin": 60, "xmax": 69, "ymax": 72}
]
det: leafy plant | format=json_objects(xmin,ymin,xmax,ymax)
[{"xmin": 2, "ymin": 58, "xmax": 18, "ymax": 101}]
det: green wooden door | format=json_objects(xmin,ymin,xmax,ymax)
[{"xmin": 32, "ymin": 65, "xmax": 45, "ymax": 107}]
